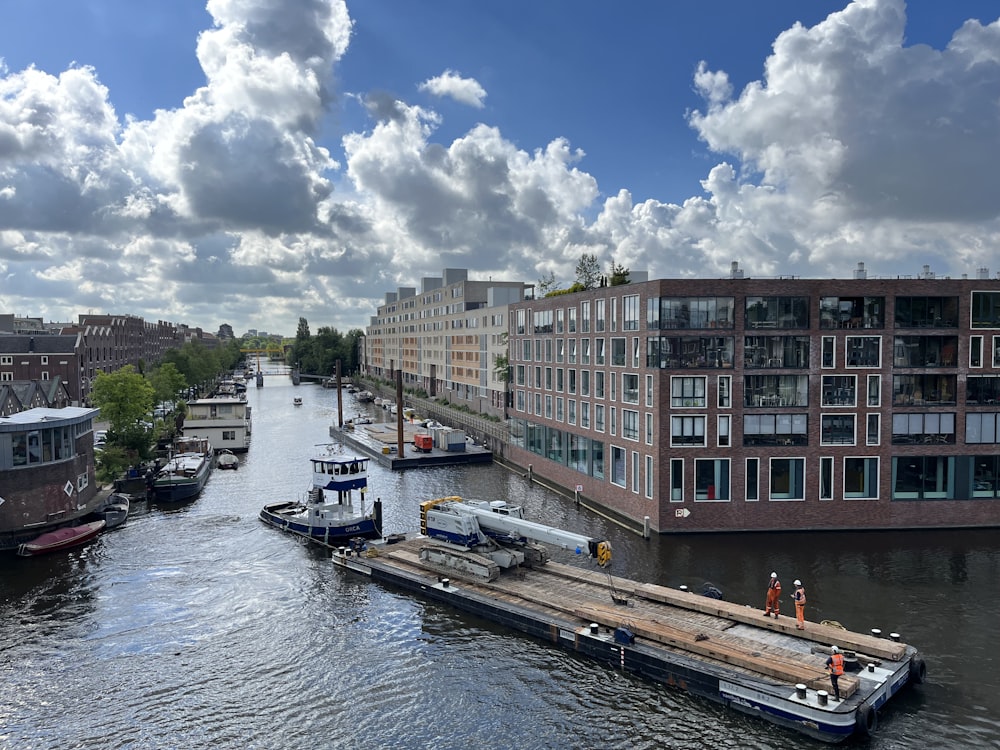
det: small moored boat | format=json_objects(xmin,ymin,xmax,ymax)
[
  {"xmin": 150, "ymin": 436, "xmax": 213, "ymax": 502},
  {"xmin": 260, "ymin": 445, "xmax": 383, "ymax": 545},
  {"xmin": 90, "ymin": 494, "xmax": 130, "ymax": 529},
  {"xmin": 17, "ymin": 520, "xmax": 106, "ymax": 556},
  {"xmin": 216, "ymin": 449, "xmax": 239, "ymax": 470}
]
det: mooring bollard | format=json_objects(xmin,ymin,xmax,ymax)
[
  {"xmin": 817, "ymin": 690, "xmax": 829, "ymax": 706},
  {"xmin": 590, "ymin": 623, "xmax": 599, "ymax": 635},
  {"xmin": 796, "ymin": 684, "xmax": 807, "ymax": 700}
]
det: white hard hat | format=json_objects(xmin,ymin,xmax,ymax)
[
  {"xmin": 771, "ymin": 572, "xmax": 777, "ymax": 578},
  {"xmin": 831, "ymin": 646, "xmax": 839, "ymax": 653},
  {"xmin": 794, "ymin": 579, "xmax": 802, "ymax": 586}
]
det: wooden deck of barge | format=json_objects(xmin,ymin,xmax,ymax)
[{"xmin": 372, "ymin": 538, "xmax": 904, "ymax": 698}]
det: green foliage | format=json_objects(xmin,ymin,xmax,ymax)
[
  {"xmin": 609, "ymin": 262, "xmax": 631, "ymax": 286},
  {"xmin": 94, "ymin": 445, "xmax": 130, "ymax": 485},
  {"xmin": 493, "ymin": 352, "xmax": 511, "ymax": 383},
  {"xmin": 147, "ymin": 362, "xmax": 187, "ymax": 404},
  {"xmin": 575, "ymin": 253, "xmax": 602, "ymax": 290},
  {"xmin": 296, "ymin": 317, "xmax": 311, "ymax": 340},
  {"xmin": 287, "ymin": 322, "xmax": 365, "ymax": 378},
  {"xmin": 91, "ymin": 366, "xmax": 155, "ymax": 432},
  {"xmin": 537, "ymin": 271, "xmax": 561, "ymax": 296}
]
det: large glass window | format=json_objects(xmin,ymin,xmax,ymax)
[
  {"xmin": 744, "ymin": 414, "xmax": 808, "ymax": 446},
  {"xmin": 892, "ymin": 374, "xmax": 957, "ymax": 406},
  {"xmin": 967, "ymin": 376, "xmax": 1000, "ymax": 404},
  {"xmin": 646, "ymin": 336, "xmax": 735, "ymax": 369},
  {"xmin": 769, "ymin": 458, "xmax": 805, "ymax": 500},
  {"xmin": 894, "ymin": 296, "xmax": 959, "ymax": 328},
  {"xmin": 622, "ymin": 374, "xmax": 639, "ymax": 404},
  {"xmin": 745, "ymin": 375, "xmax": 808, "ymax": 407},
  {"xmin": 819, "ymin": 296, "xmax": 885, "ymax": 329},
  {"xmin": 892, "ymin": 456, "xmax": 954, "ymax": 499},
  {"xmin": 695, "ymin": 459, "xmax": 730, "ymax": 501},
  {"xmin": 745, "ymin": 296, "xmax": 809, "ymax": 329},
  {"xmin": 846, "ymin": 336, "xmax": 881, "ymax": 367},
  {"xmin": 821, "ymin": 414, "xmax": 856, "ymax": 445},
  {"xmin": 893, "ymin": 336, "xmax": 958, "ymax": 367},
  {"xmin": 611, "ymin": 338, "xmax": 626, "ymax": 366},
  {"xmin": 671, "ymin": 377, "xmax": 706, "ymax": 408},
  {"xmin": 844, "ymin": 457, "xmax": 879, "ymax": 499},
  {"xmin": 970, "ymin": 291, "xmax": 1000, "ymax": 328},
  {"xmin": 822, "ymin": 376, "xmax": 856, "ymax": 407},
  {"xmin": 610, "ymin": 445, "xmax": 626, "ymax": 487},
  {"xmin": 671, "ymin": 416, "xmax": 706, "ymax": 446},
  {"xmin": 622, "ymin": 410, "xmax": 639, "ymax": 441},
  {"xmin": 892, "ymin": 412, "xmax": 956, "ymax": 444},
  {"xmin": 647, "ymin": 297, "xmax": 734, "ymax": 329},
  {"xmin": 623, "ymin": 295, "xmax": 640, "ymax": 331},
  {"xmin": 744, "ymin": 336, "xmax": 809, "ymax": 369}
]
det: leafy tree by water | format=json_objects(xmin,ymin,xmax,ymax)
[
  {"xmin": 147, "ymin": 362, "xmax": 187, "ymax": 406},
  {"xmin": 91, "ymin": 365, "xmax": 156, "ymax": 461}
]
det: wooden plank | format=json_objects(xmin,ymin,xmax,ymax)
[
  {"xmin": 541, "ymin": 561, "xmax": 907, "ymax": 661},
  {"xmin": 575, "ymin": 601, "xmax": 858, "ymax": 698}
]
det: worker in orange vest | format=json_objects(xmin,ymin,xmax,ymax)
[
  {"xmin": 792, "ymin": 579, "xmax": 806, "ymax": 629},
  {"xmin": 826, "ymin": 646, "xmax": 845, "ymax": 700},
  {"xmin": 764, "ymin": 572, "xmax": 781, "ymax": 618}
]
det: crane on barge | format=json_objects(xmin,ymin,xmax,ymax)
[{"xmin": 418, "ymin": 496, "xmax": 612, "ymax": 582}]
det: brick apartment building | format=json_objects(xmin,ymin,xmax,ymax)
[
  {"xmin": 505, "ymin": 264, "xmax": 1000, "ymax": 533},
  {"xmin": 363, "ymin": 268, "xmax": 528, "ymax": 418}
]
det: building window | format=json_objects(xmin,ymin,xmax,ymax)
[
  {"xmin": 595, "ymin": 404, "xmax": 605, "ymax": 432},
  {"xmin": 623, "ymin": 294, "xmax": 640, "ymax": 331},
  {"xmin": 622, "ymin": 409, "xmax": 639, "ymax": 441},
  {"xmin": 894, "ymin": 296, "xmax": 959, "ymax": 328},
  {"xmin": 622, "ymin": 374, "xmax": 639, "ymax": 404},
  {"xmin": 893, "ymin": 335, "xmax": 958, "ymax": 367},
  {"xmin": 610, "ymin": 406, "xmax": 617, "ymax": 436},
  {"xmin": 892, "ymin": 456, "xmax": 954, "ymax": 499},
  {"xmin": 545, "ymin": 395, "xmax": 553, "ymax": 419},
  {"xmin": 744, "ymin": 335, "xmax": 809, "ymax": 368},
  {"xmin": 595, "ymin": 371, "xmax": 605, "ymax": 399},
  {"xmin": 545, "ymin": 367, "xmax": 552, "ymax": 390},
  {"xmin": 695, "ymin": 458, "xmax": 730, "ymax": 501},
  {"xmin": 41, "ymin": 356, "xmax": 49, "ymax": 365},
  {"xmin": 595, "ymin": 338, "xmax": 606, "ymax": 365},
  {"xmin": 582, "ymin": 338, "xmax": 591, "ymax": 364},
  {"xmin": 645, "ymin": 454, "xmax": 654, "ymax": 499},
  {"xmin": 971, "ymin": 335, "xmax": 983, "ymax": 368},
  {"xmin": 648, "ymin": 296, "xmax": 735, "ymax": 329},
  {"xmin": 645, "ymin": 374, "xmax": 653, "ymax": 407},
  {"xmin": 743, "ymin": 414, "xmax": 808, "ymax": 447},
  {"xmin": 745, "ymin": 296, "xmax": 809, "ymax": 329},
  {"xmin": 769, "ymin": 458, "xmax": 805, "ymax": 501},
  {"xmin": 581, "ymin": 401, "xmax": 590, "ymax": 428},
  {"xmin": 515, "ymin": 365, "xmax": 525, "ymax": 386},
  {"xmin": 819, "ymin": 295, "xmax": 885, "ymax": 329},
  {"xmin": 645, "ymin": 412, "xmax": 653, "ymax": 445},
  {"xmin": 718, "ymin": 415, "xmax": 731, "ymax": 447},
  {"xmin": 965, "ymin": 413, "xmax": 1000, "ymax": 443},
  {"xmin": 568, "ymin": 339, "xmax": 577, "ymax": 364},
  {"xmin": 556, "ymin": 368, "xmax": 564, "ymax": 392},
  {"xmin": 718, "ymin": 375, "xmax": 731, "ymax": 408},
  {"xmin": 222, "ymin": 430, "xmax": 236, "ymax": 441},
  {"xmin": 0, "ymin": 355, "xmax": 12, "ymax": 365},
  {"xmin": 610, "ymin": 372, "xmax": 617, "ymax": 401},
  {"xmin": 671, "ymin": 376, "xmax": 706, "ymax": 408},
  {"xmin": 820, "ymin": 457, "xmax": 833, "ymax": 500},
  {"xmin": 556, "ymin": 339, "xmax": 565, "ymax": 363},
  {"xmin": 971, "ymin": 291, "xmax": 1000, "ymax": 328},
  {"xmin": 631, "ymin": 450, "xmax": 640, "ymax": 493},
  {"xmin": 822, "ymin": 375, "xmax": 856, "ymax": 407},
  {"xmin": 893, "ymin": 412, "xmax": 955, "ymax": 444},
  {"xmin": 867, "ymin": 374, "xmax": 881, "ymax": 407},
  {"xmin": 866, "ymin": 413, "xmax": 880, "ymax": 445},
  {"xmin": 967, "ymin": 376, "xmax": 1000, "ymax": 404},
  {"xmin": 610, "ymin": 445, "xmax": 626, "ymax": 487},
  {"xmin": 746, "ymin": 458, "xmax": 759, "ymax": 501},
  {"xmin": 671, "ymin": 415, "xmax": 706, "ymax": 446},
  {"xmin": 822, "ymin": 336, "xmax": 835, "ymax": 368},
  {"xmin": 516, "ymin": 390, "xmax": 525, "ymax": 412},
  {"xmin": 555, "ymin": 397, "xmax": 564, "ymax": 422},
  {"xmin": 534, "ymin": 393, "xmax": 542, "ymax": 416},
  {"xmin": 595, "ymin": 299, "xmax": 606, "ymax": 332},
  {"xmin": 844, "ymin": 457, "xmax": 879, "ymax": 499},
  {"xmin": 821, "ymin": 414, "xmax": 855, "ymax": 445},
  {"xmin": 971, "ymin": 456, "xmax": 1000, "ymax": 497},
  {"xmin": 892, "ymin": 374, "xmax": 957, "ymax": 406},
  {"xmin": 846, "ymin": 336, "xmax": 881, "ymax": 367},
  {"xmin": 670, "ymin": 458, "xmax": 684, "ymax": 502},
  {"xmin": 568, "ymin": 307, "xmax": 577, "ymax": 333},
  {"xmin": 568, "ymin": 369, "xmax": 576, "ymax": 395},
  {"xmin": 582, "ymin": 301, "xmax": 591, "ymax": 333},
  {"xmin": 580, "ymin": 370, "xmax": 590, "ymax": 397},
  {"xmin": 568, "ymin": 399, "xmax": 576, "ymax": 425}
]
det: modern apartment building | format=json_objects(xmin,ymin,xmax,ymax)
[
  {"xmin": 505, "ymin": 265, "xmax": 1000, "ymax": 533},
  {"xmin": 363, "ymin": 268, "xmax": 529, "ymax": 418}
]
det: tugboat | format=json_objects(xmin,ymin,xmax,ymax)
[{"xmin": 259, "ymin": 445, "xmax": 383, "ymax": 544}]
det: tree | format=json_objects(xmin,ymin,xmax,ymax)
[
  {"xmin": 538, "ymin": 271, "xmax": 561, "ymax": 297},
  {"xmin": 609, "ymin": 262, "xmax": 631, "ymax": 286},
  {"xmin": 147, "ymin": 362, "xmax": 187, "ymax": 406},
  {"xmin": 575, "ymin": 253, "xmax": 601, "ymax": 290},
  {"xmin": 296, "ymin": 317, "xmax": 311, "ymax": 341},
  {"xmin": 90, "ymin": 365, "xmax": 156, "ymax": 460}
]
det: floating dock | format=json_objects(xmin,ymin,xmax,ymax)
[
  {"xmin": 328, "ymin": 536, "xmax": 925, "ymax": 744},
  {"xmin": 330, "ymin": 424, "xmax": 493, "ymax": 469}
]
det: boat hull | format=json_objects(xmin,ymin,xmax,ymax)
[
  {"xmin": 260, "ymin": 502, "xmax": 382, "ymax": 544},
  {"xmin": 17, "ymin": 520, "xmax": 106, "ymax": 556}
]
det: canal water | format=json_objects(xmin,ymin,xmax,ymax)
[{"xmin": 2, "ymin": 382, "xmax": 998, "ymax": 749}]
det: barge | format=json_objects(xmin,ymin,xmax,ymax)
[{"xmin": 326, "ymin": 529, "xmax": 925, "ymax": 743}]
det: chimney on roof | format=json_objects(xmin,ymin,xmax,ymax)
[
  {"xmin": 854, "ymin": 262, "xmax": 867, "ymax": 280},
  {"xmin": 977, "ymin": 267, "xmax": 990, "ymax": 280},
  {"xmin": 729, "ymin": 261, "xmax": 744, "ymax": 279},
  {"xmin": 921, "ymin": 265, "xmax": 935, "ymax": 280}
]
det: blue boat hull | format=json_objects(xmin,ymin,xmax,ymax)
[{"xmin": 259, "ymin": 505, "xmax": 382, "ymax": 544}]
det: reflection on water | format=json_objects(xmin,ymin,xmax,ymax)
[{"xmin": 1, "ymin": 382, "xmax": 998, "ymax": 749}]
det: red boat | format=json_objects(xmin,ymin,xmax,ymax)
[{"xmin": 17, "ymin": 520, "xmax": 106, "ymax": 557}]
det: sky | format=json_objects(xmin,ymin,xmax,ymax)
[{"xmin": 1, "ymin": 0, "xmax": 999, "ymax": 337}]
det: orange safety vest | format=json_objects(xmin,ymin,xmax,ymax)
[{"xmin": 829, "ymin": 653, "xmax": 845, "ymax": 676}]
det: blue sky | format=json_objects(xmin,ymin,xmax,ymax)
[{"xmin": 1, "ymin": 1, "xmax": 999, "ymax": 335}]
